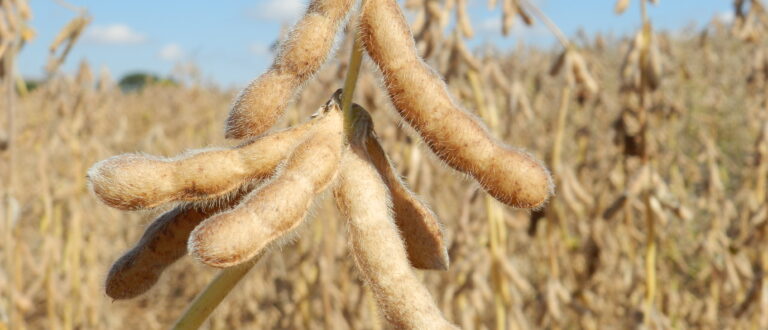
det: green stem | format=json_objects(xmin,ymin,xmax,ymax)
[
  {"xmin": 341, "ymin": 27, "xmax": 365, "ymax": 138},
  {"xmin": 171, "ymin": 257, "xmax": 262, "ymax": 330}
]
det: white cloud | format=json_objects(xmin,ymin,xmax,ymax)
[
  {"xmin": 715, "ymin": 11, "xmax": 734, "ymax": 24},
  {"xmin": 477, "ymin": 17, "xmax": 549, "ymax": 39},
  {"xmin": 250, "ymin": 0, "xmax": 306, "ymax": 22},
  {"xmin": 479, "ymin": 18, "xmax": 502, "ymax": 34},
  {"xmin": 84, "ymin": 24, "xmax": 146, "ymax": 45},
  {"xmin": 158, "ymin": 43, "xmax": 184, "ymax": 61},
  {"xmin": 249, "ymin": 43, "xmax": 272, "ymax": 56}
]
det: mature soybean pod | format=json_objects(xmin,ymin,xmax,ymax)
[
  {"xmin": 334, "ymin": 146, "xmax": 457, "ymax": 329},
  {"xmin": 189, "ymin": 101, "xmax": 343, "ymax": 268},
  {"xmin": 88, "ymin": 116, "xmax": 321, "ymax": 211},
  {"xmin": 105, "ymin": 190, "xmax": 249, "ymax": 300},
  {"xmin": 359, "ymin": 0, "xmax": 553, "ymax": 208},
  {"xmin": 225, "ymin": 0, "xmax": 354, "ymax": 139},
  {"xmin": 350, "ymin": 105, "xmax": 449, "ymax": 270}
]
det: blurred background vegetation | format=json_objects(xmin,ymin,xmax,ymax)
[{"xmin": 2, "ymin": 0, "xmax": 768, "ymax": 329}]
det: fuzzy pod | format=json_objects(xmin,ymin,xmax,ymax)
[
  {"xmin": 87, "ymin": 115, "xmax": 322, "ymax": 211},
  {"xmin": 568, "ymin": 50, "xmax": 600, "ymax": 95},
  {"xmin": 333, "ymin": 145, "xmax": 456, "ymax": 329},
  {"xmin": 615, "ymin": 0, "xmax": 630, "ymax": 14},
  {"xmin": 350, "ymin": 105, "xmax": 449, "ymax": 270},
  {"xmin": 225, "ymin": 0, "xmax": 354, "ymax": 139},
  {"xmin": 513, "ymin": 0, "xmax": 533, "ymax": 25},
  {"xmin": 189, "ymin": 99, "xmax": 343, "ymax": 268},
  {"xmin": 455, "ymin": 0, "xmax": 473, "ymax": 39},
  {"xmin": 359, "ymin": 0, "xmax": 553, "ymax": 209},
  {"xmin": 499, "ymin": 0, "xmax": 533, "ymax": 31},
  {"xmin": 104, "ymin": 190, "xmax": 250, "ymax": 300}
]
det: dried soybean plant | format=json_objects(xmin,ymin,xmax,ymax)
[
  {"xmin": 614, "ymin": 0, "xmax": 661, "ymax": 325},
  {"xmin": 611, "ymin": 0, "xmax": 692, "ymax": 326},
  {"xmin": 733, "ymin": 0, "xmax": 767, "ymax": 42},
  {"xmin": 46, "ymin": 8, "xmax": 91, "ymax": 75},
  {"xmin": 442, "ymin": 1, "xmax": 599, "ymax": 325},
  {"xmin": 0, "ymin": 0, "xmax": 34, "ymax": 72},
  {"xmin": 737, "ymin": 0, "xmax": 768, "ymax": 208},
  {"xmin": 731, "ymin": 1, "xmax": 768, "ymax": 324},
  {"xmin": 1, "ymin": 0, "xmax": 34, "ymax": 165},
  {"xmin": 533, "ymin": 3, "xmax": 600, "ymax": 325},
  {"xmin": 87, "ymin": 0, "xmax": 553, "ymax": 327},
  {"xmin": 1, "ymin": 2, "xmax": 33, "ymax": 328}
]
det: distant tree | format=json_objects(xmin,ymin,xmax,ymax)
[
  {"xmin": 24, "ymin": 79, "xmax": 40, "ymax": 92},
  {"xmin": 118, "ymin": 72, "xmax": 177, "ymax": 92}
]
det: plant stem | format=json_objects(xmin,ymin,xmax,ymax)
[
  {"xmin": 551, "ymin": 86, "xmax": 571, "ymax": 172},
  {"xmin": 341, "ymin": 27, "xmax": 365, "ymax": 138},
  {"xmin": 4, "ymin": 10, "xmax": 20, "ymax": 329},
  {"xmin": 519, "ymin": 0, "xmax": 570, "ymax": 49},
  {"xmin": 171, "ymin": 257, "xmax": 262, "ymax": 330},
  {"xmin": 643, "ymin": 191, "xmax": 656, "ymax": 324},
  {"xmin": 4, "ymin": 15, "xmax": 18, "ymax": 197},
  {"xmin": 467, "ymin": 69, "xmax": 509, "ymax": 329}
]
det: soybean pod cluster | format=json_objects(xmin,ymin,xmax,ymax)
[{"xmin": 87, "ymin": 0, "xmax": 553, "ymax": 326}]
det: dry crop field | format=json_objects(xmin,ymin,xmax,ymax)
[{"xmin": 2, "ymin": 0, "xmax": 768, "ymax": 329}]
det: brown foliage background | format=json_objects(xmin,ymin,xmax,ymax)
[{"xmin": 1, "ymin": 20, "xmax": 767, "ymax": 329}]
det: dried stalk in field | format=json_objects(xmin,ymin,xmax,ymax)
[
  {"xmin": 613, "ymin": 1, "xmax": 675, "ymax": 326},
  {"xmin": 455, "ymin": 0, "xmax": 473, "ymax": 38},
  {"xmin": 733, "ymin": 0, "xmax": 767, "ymax": 42},
  {"xmin": 615, "ymin": 0, "xmax": 631, "ymax": 14},
  {"xmin": 409, "ymin": 0, "xmax": 446, "ymax": 59},
  {"xmin": 0, "ymin": 0, "xmax": 35, "ymax": 66},
  {"xmin": 1, "ymin": 0, "xmax": 35, "ymax": 169},
  {"xmin": 615, "ymin": 0, "xmax": 660, "ymax": 15},
  {"xmin": 550, "ymin": 47, "xmax": 600, "ymax": 103},
  {"xmin": 501, "ymin": 0, "xmax": 532, "ymax": 35},
  {"xmin": 619, "ymin": 23, "xmax": 662, "ymax": 93},
  {"xmin": 466, "ymin": 68, "xmax": 518, "ymax": 329},
  {"xmin": 1, "ymin": 2, "xmax": 34, "ymax": 328},
  {"xmin": 47, "ymin": 11, "xmax": 90, "ymax": 74}
]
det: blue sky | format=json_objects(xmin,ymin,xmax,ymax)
[{"xmin": 19, "ymin": 0, "xmax": 733, "ymax": 88}]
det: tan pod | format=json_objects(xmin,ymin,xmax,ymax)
[
  {"xmin": 225, "ymin": 0, "xmax": 355, "ymax": 139},
  {"xmin": 88, "ymin": 116, "xmax": 320, "ymax": 210},
  {"xmin": 334, "ymin": 146, "xmax": 457, "ymax": 329},
  {"xmin": 190, "ymin": 100, "xmax": 343, "ymax": 268},
  {"xmin": 105, "ymin": 190, "xmax": 249, "ymax": 300},
  {"xmin": 359, "ymin": 0, "xmax": 553, "ymax": 208},
  {"xmin": 351, "ymin": 105, "xmax": 449, "ymax": 270}
]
